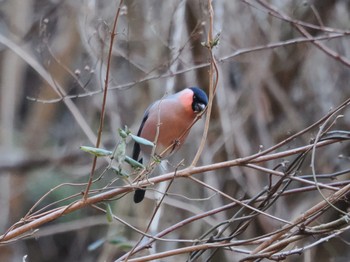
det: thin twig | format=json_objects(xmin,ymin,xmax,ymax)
[{"xmin": 83, "ymin": 0, "xmax": 124, "ymax": 200}]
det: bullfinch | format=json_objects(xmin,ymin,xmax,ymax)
[{"xmin": 132, "ymin": 87, "xmax": 208, "ymax": 203}]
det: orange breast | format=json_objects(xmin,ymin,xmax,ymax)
[{"xmin": 140, "ymin": 99, "xmax": 195, "ymax": 158}]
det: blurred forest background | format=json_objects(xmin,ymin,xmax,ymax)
[{"xmin": 1, "ymin": 0, "xmax": 350, "ymax": 261}]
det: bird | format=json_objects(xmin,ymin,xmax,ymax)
[{"xmin": 132, "ymin": 87, "xmax": 208, "ymax": 203}]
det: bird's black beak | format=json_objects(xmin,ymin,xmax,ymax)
[{"xmin": 194, "ymin": 102, "xmax": 206, "ymax": 113}]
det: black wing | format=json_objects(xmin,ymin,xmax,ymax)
[
  {"xmin": 132, "ymin": 110, "xmax": 150, "ymax": 203},
  {"xmin": 132, "ymin": 110, "xmax": 149, "ymax": 161}
]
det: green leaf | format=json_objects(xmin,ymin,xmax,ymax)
[
  {"xmin": 110, "ymin": 166, "xmax": 129, "ymax": 178},
  {"xmin": 130, "ymin": 134, "xmax": 154, "ymax": 147},
  {"xmin": 210, "ymin": 32, "xmax": 221, "ymax": 48},
  {"xmin": 106, "ymin": 204, "xmax": 113, "ymax": 223},
  {"xmin": 152, "ymin": 154, "xmax": 162, "ymax": 163},
  {"xmin": 108, "ymin": 236, "xmax": 132, "ymax": 250},
  {"xmin": 116, "ymin": 242, "xmax": 133, "ymax": 251},
  {"xmin": 108, "ymin": 236, "xmax": 127, "ymax": 245},
  {"xmin": 114, "ymin": 141, "xmax": 126, "ymax": 164},
  {"xmin": 87, "ymin": 238, "xmax": 105, "ymax": 251},
  {"xmin": 125, "ymin": 156, "xmax": 144, "ymax": 169},
  {"xmin": 80, "ymin": 146, "xmax": 113, "ymax": 157},
  {"xmin": 118, "ymin": 127, "xmax": 129, "ymax": 139}
]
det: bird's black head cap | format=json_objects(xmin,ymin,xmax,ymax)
[{"xmin": 189, "ymin": 87, "xmax": 208, "ymax": 113}]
